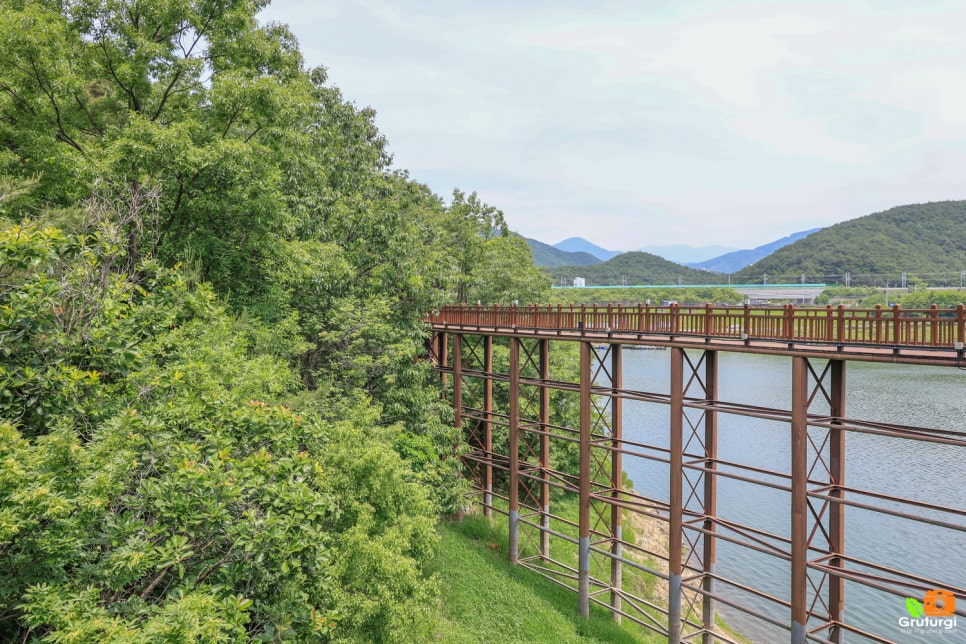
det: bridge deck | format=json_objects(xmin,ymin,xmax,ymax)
[{"xmin": 428, "ymin": 303, "xmax": 966, "ymax": 366}]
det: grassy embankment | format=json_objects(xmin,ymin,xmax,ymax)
[
  {"xmin": 430, "ymin": 497, "xmax": 666, "ymax": 643},
  {"xmin": 431, "ymin": 495, "xmax": 755, "ymax": 643}
]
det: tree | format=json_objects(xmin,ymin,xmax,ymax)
[{"xmin": 464, "ymin": 234, "xmax": 552, "ymax": 305}]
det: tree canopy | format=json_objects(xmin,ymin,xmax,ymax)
[{"xmin": 0, "ymin": 1, "xmax": 550, "ymax": 640}]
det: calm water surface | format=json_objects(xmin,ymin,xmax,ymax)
[{"xmin": 619, "ymin": 349, "xmax": 966, "ymax": 643}]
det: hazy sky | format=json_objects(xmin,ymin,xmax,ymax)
[{"xmin": 259, "ymin": 0, "xmax": 966, "ymax": 250}]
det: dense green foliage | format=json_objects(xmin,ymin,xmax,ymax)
[
  {"xmin": 0, "ymin": 1, "xmax": 550, "ymax": 640},
  {"xmin": 857, "ymin": 289, "xmax": 966, "ymax": 309},
  {"xmin": 813, "ymin": 286, "xmax": 879, "ymax": 304},
  {"xmin": 734, "ymin": 202, "xmax": 966, "ymax": 286},
  {"xmin": 549, "ymin": 286, "xmax": 743, "ymax": 306},
  {"xmin": 550, "ymin": 251, "xmax": 725, "ymax": 286}
]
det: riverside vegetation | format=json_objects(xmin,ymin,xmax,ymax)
[{"xmin": 0, "ymin": 1, "xmax": 562, "ymax": 641}]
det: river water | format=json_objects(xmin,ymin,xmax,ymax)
[{"xmin": 619, "ymin": 348, "xmax": 966, "ymax": 643}]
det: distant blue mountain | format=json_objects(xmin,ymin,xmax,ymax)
[
  {"xmin": 553, "ymin": 237, "xmax": 621, "ymax": 261},
  {"xmin": 525, "ymin": 237, "xmax": 601, "ymax": 267},
  {"xmin": 687, "ymin": 228, "xmax": 822, "ymax": 273},
  {"xmin": 638, "ymin": 244, "xmax": 739, "ymax": 264}
]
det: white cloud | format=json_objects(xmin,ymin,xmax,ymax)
[{"xmin": 260, "ymin": 0, "xmax": 966, "ymax": 249}]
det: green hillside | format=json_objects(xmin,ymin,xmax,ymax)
[
  {"xmin": 734, "ymin": 201, "xmax": 966, "ymax": 286},
  {"xmin": 525, "ymin": 236, "xmax": 601, "ymax": 267},
  {"xmin": 551, "ymin": 251, "xmax": 725, "ymax": 286}
]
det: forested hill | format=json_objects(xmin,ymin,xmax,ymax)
[
  {"xmin": 733, "ymin": 201, "xmax": 966, "ymax": 285},
  {"xmin": 525, "ymin": 236, "xmax": 601, "ymax": 267},
  {"xmin": 550, "ymin": 251, "xmax": 725, "ymax": 285}
]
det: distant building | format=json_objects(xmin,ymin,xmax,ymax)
[{"xmin": 573, "ymin": 277, "xmax": 585, "ymax": 287}]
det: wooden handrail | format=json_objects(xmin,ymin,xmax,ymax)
[{"xmin": 427, "ymin": 303, "xmax": 966, "ymax": 349}]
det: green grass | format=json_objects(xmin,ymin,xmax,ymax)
[{"xmin": 429, "ymin": 509, "xmax": 661, "ymax": 643}]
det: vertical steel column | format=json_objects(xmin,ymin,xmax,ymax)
[
  {"xmin": 440, "ymin": 333, "xmax": 449, "ymax": 389},
  {"xmin": 452, "ymin": 335, "xmax": 462, "ymax": 433},
  {"xmin": 509, "ymin": 337, "xmax": 520, "ymax": 564},
  {"xmin": 611, "ymin": 343, "xmax": 624, "ymax": 622},
  {"xmin": 484, "ymin": 335, "xmax": 494, "ymax": 519},
  {"xmin": 578, "ymin": 341, "xmax": 592, "ymax": 618},
  {"xmin": 669, "ymin": 347, "xmax": 684, "ymax": 644},
  {"xmin": 828, "ymin": 360, "xmax": 846, "ymax": 644},
  {"xmin": 539, "ymin": 339, "xmax": 551, "ymax": 558},
  {"xmin": 702, "ymin": 350, "xmax": 719, "ymax": 644},
  {"xmin": 791, "ymin": 357, "xmax": 808, "ymax": 644}
]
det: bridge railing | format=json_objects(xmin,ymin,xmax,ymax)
[{"xmin": 428, "ymin": 302, "xmax": 966, "ymax": 348}]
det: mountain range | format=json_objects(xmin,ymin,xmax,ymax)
[
  {"xmin": 731, "ymin": 201, "xmax": 966, "ymax": 286},
  {"xmin": 524, "ymin": 237, "xmax": 600, "ymax": 267},
  {"xmin": 552, "ymin": 237, "xmax": 621, "ymax": 261},
  {"xmin": 639, "ymin": 244, "xmax": 740, "ymax": 264},
  {"xmin": 686, "ymin": 229, "xmax": 821, "ymax": 273},
  {"xmin": 526, "ymin": 228, "xmax": 817, "ymax": 272},
  {"xmin": 528, "ymin": 200, "xmax": 966, "ymax": 288}
]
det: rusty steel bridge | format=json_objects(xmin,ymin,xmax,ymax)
[{"xmin": 427, "ymin": 303, "xmax": 966, "ymax": 644}]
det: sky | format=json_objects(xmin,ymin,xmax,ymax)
[{"xmin": 259, "ymin": 0, "xmax": 966, "ymax": 251}]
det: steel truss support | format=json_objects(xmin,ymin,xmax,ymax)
[
  {"xmin": 484, "ymin": 336, "xmax": 494, "ymax": 518},
  {"xmin": 451, "ymin": 333, "xmax": 495, "ymax": 511},
  {"xmin": 579, "ymin": 341, "xmax": 592, "ymax": 617},
  {"xmin": 431, "ymin": 324, "xmax": 963, "ymax": 643},
  {"xmin": 511, "ymin": 337, "xmax": 553, "ymax": 561},
  {"xmin": 677, "ymin": 349, "xmax": 719, "ymax": 643},
  {"xmin": 578, "ymin": 342, "xmax": 622, "ymax": 621},
  {"xmin": 509, "ymin": 337, "xmax": 520, "ymax": 563},
  {"xmin": 669, "ymin": 348, "xmax": 684, "ymax": 643},
  {"xmin": 792, "ymin": 357, "xmax": 846, "ymax": 644},
  {"xmin": 610, "ymin": 342, "xmax": 623, "ymax": 622},
  {"xmin": 539, "ymin": 339, "xmax": 551, "ymax": 558}
]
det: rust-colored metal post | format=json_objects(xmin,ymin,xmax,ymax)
[
  {"xmin": 440, "ymin": 333, "xmax": 449, "ymax": 389},
  {"xmin": 669, "ymin": 347, "xmax": 684, "ymax": 643},
  {"xmin": 837, "ymin": 304, "xmax": 846, "ymax": 344},
  {"xmin": 578, "ymin": 341, "xmax": 592, "ymax": 618},
  {"xmin": 540, "ymin": 338, "xmax": 551, "ymax": 558},
  {"xmin": 791, "ymin": 356, "xmax": 808, "ymax": 644},
  {"xmin": 930, "ymin": 304, "xmax": 940, "ymax": 346},
  {"xmin": 452, "ymin": 334, "xmax": 462, "ymax": 434},
  {"xmin": 785, "ymin": 304, "xmax": 795, "ymax": 341},
  {"xmin": 874, "ymin": 305, "xmax": 883, "ymax": 343},
  {"xmin": 958, "ymin": 303, "xmax": 965, "ymax": 348},
  {"xmin": 702, "ymin": 350, "xmax": 719, "ymax": 644},
  {"xmin": 892, "ymin": 304, "xmax": 901, "ymax": 344},
  {"xmin": 509, "ymin": 337, "xmax": 520, "ymax": 564},
  {"xmin": 611, "ymin": 342, "xmax": 624, "ymax": 622},
  {"xmin": 829, "ymin": 360, "xmax": 846, "ymax": 644},
  {"xmin": 484, "ymin": 335, "xmax": 494, "ymax": 519}
]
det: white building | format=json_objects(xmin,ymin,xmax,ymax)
[{"xmin": 573, "ymin": 277, "xmax": 585, "ymax": 287}]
